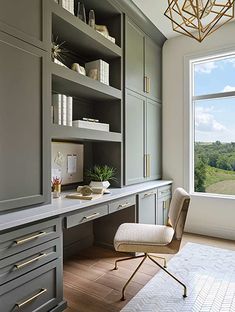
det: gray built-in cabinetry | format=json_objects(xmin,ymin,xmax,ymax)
[
  {"xmin": 125, "ymin": 17, "xmax": 162, "ymax": 185},
  {"xmin": 0, "ymin": 0, "xmax": 50, "ymax": 211},
  {"xmin": 50, "ymin": 0, "xmax": 123, "ymax": 187},
  {"xmin": 138, "ymin": 185, "xmax": 171, "ymax": 225}
]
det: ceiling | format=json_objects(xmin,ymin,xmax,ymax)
[{"xmin": 132, "ymin": 0, "xmax": 176, "ymax": 39}]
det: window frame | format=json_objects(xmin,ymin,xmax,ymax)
[{"xmin": 184, "ymin": 48, "xmax": 235, "ymax": 198}]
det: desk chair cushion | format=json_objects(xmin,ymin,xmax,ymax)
[{"xmin": 114, "ymin": 223, "xmax": 174, "ymax": 253}]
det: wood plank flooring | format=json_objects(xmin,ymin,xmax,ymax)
[{"xmin": 64, "ymin": 233, "xmax": 235, "ymax": 312}]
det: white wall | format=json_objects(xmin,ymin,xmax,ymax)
[{"xmin": 162, "ymin": 21, "xmax": 235, "ymax": 240}]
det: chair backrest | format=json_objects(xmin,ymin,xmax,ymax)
[{"xmin": 168, "ymin": 187, "xmax": 190, "ymax": 240}]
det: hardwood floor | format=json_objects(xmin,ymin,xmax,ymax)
[{"xmin": 64, "ymin": 233, "xmax": 235, "ymax": 312}]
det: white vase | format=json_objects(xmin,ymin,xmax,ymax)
[{"xmin": 89, "ymin": 181, "xmax": 110, "ymax": 189}]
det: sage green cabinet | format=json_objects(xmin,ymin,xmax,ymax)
[
  {"xmin": 126, "ymin": 17, "xmax": 145, "ymax": 93},
  {"xmin": 146, "ymin": 99, "xmax": 162, "ymax": 181},
  {"xmin": 125, "ymin": 90, "xmax": 145, "ymax": 185},
  {"xmin": 157, "ymin": 186, "xmax": 172, "ymax": 225},
  {"xmin": 0, "ymin": 0, "xmax": 44, "ymax": 49},
  {"xmin": 0, "ymin": 31, "xmax": 49, "ymax": 211},
  {"xmin": 145, "ymin": 37, "xmax": 162, "ymax": 101},
  {"xmin": 125, "ymin": 90, "xmax": 161, "ymax": 185},
  {"xmin": 125, "ymin": 17, "xmax": 162, "ymax": 101},
  {"xmin": 138, "ymin": 189, "xmax": 157, "ymax": 224}
]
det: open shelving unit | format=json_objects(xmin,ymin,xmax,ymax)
[{"xmin": 49, "ymin": 0, "xmax": 123, "ymax": 187}]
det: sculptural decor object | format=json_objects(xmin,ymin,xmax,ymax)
[{"xmin": 76, "ymin": 2, "xmax": 86, "ymax": 23}]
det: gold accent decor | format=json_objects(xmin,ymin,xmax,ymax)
[
  {"xmin": 16, "ymin": 288, "xmax": 47, "ymax": 308},
  {"xmin": 14, "ymin": 232, "xmax": 46, "ymax": 245},
  {"xmin": 14, "ymin": 253, "xmax": 47, "ymax": 269},
  {"xmin": 164, "ymin": 0, "xmax": 235, "ymax": 42}
]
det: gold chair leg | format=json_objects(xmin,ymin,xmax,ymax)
[
  {"xmin": 149, "ymin": 254, "xmax": 167, "ymax": 268},
  {"xmin": 148, "ymin": 254, "xmax": 187, "ymax": 298},
  {"xmin": 114, "ymin": 254, "xmax": 145, "ymax": 270},
  {"xmin": 121, "ymin": 254, "xmax": 148, "ymax": 301}
]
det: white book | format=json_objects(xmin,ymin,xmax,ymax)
[
  {"xmin": 85, "ymin": 59, "xmax": 103, "ymax": 82},
  {"xmin": 52, "ymin": 94, "xmax": 62, "ymax": 125},
  {"xmin": 72, "ymin": 120, "xmax": 109, "ymax": 132},
  {"xmin": 61, "ymin": 95, "xmax": 67, "ymax": 126},
  {"xmin": 67, "ymin": 96, "xmax": 73, "ymax": 126}
]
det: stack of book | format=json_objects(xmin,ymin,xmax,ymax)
[
  {"xmin": 52, "ymin": 94, "xmax": 73, "ymax": 126},
  {"xmin": 85, "ymin": 59, "xmax": 109, "ymax": 85},
  {"xmin": 56, "ymin": 0, "xmax": 74, "ymax": 15}
]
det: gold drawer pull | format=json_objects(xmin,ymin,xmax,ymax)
[
  {"xmin": 14, "ymin": 253, "xmax": 47, "ymax": 269},
  {"xmin": 14, "ymin": 232, "xmax": 46, "ymax": 245},
  {"xmin": 118, "ymin": 202, "xmax": 131, "ymax": 209},
  {"xmin": 83, "ymin": 212, "xmax": 100, "ymax": 220},
  {"xmin": 144, "ymin": 192, "xmax": 155, "ymax": 197},
  {"xmin": 16, "ymin": 288, "xmax": 47, "ymax": 308}
]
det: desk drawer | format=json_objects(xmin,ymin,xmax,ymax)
[
  {"xmin": 0, "ymin": 218, "xmax": 61, "ymax": 260},
  {"xmin": 109, "ymin": 195, "xmax": 136, "ymax": 213},
  {"xmin": 158, "ymin": 185, "xmax": 172, "ymax": 199},
  {"xmin": 0, "ymin": 238, "xmax": 61, "ymax": 285},
  {"xmin": 66, "ymin": 204, "xmax": 109, "ymax": 229},
  {"xmin": 0, "ymin": 259, "xmax": 62, "ymax": 312}
]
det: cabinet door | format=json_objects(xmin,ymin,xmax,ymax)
[
  {"xmin": 0, "ymin": 32, "xmax": 48, "ymax": 211},
  {"xmin": 145, "ymin": 37, "xmax": 162, "ymax": 101},
  {"xmin": 0, "ymin": 0, "xmax": 44, "ymax": 49},
  {"xmin": 146, "ymin": 99, "xmax": 162, "ymax": 180},
  {"xmin": 138, "ymin": 190, "xmax": 157, "ymax": 224},
  {"xmin": 125, "ymin": 17, "xmax": 144, "ymax": 94},
  {"xmin": 157, "ymin": 196, "xmax": 171, "ymax": 225},
  {"xmin": 125, "ymin": 90, "xmax": 145, "ymax": 185}
]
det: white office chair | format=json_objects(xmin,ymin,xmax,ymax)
[{"xmin": 113, "ymin": 187, "xmax": 190, "ymax": 300}]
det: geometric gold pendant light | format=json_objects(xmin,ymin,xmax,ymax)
[{"xmin": 164, "ymin": 0, "xmax": 235, "ymax": 42}]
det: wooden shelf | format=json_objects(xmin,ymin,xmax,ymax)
[
  {"xmin": 51, "ymin": 63, "xmax": 122, "ymax": 101},
  {"xmin": 51, "ymin": 1, "xmax": 122, "ymax": 61},
  {"xmin": 51, "ymin": 124, "xmax": 122, "ymax": 142}
]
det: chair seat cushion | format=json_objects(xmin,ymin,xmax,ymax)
[{"xmin": 114, "ymin": 223, "xmax": 174, "ymax": 253}]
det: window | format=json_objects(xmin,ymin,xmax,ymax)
[{"xmin": 191, "ymin": 53, "xmax": 235, "ymax": 196}]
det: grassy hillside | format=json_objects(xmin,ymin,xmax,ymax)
[{"xmin": 205, "ymin": 166, "xmax": 235, "ymax": 195}]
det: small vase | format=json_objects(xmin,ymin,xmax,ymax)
[
  {"xmin": 88, "ymin": 10, "xmax": 95, "ymax": 29},
  {"xmin": 77, "ymin": 2, "xmax": 86, "ymax": 23},
  {"xmin": 53, "ymin": 184, "xmax": 61, "ymax": 198}
]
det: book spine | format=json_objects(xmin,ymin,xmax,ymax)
[
  {"xmin": 62, "ymin": 95, "xmax": 67, "ymax": 126},
  {"xmin": 52, "ymin": 94, "xmax": 62, "ymax": 125},
  {"xmin": 67, "ymin": 96, "xmax": 73, "ymax": 126}
]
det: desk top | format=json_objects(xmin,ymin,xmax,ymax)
[{"xmin": 0, "ymin": 180, "xmax": 172, "ymax": 232}]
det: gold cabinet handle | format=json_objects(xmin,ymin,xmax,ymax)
[
  {"xmin": 16, "ymin": 288, "xmax": 47, "ymax": 308},
  {"xmin": 147, "ymin": 77, "xmax": 151, "ymax": 93},
  {"xmin": 118, "ymin": 202, "xmax": 131, "ymax": 209},
  {"xmin": 14, "ymin": 253, "xmax": 47, "ymax": 270},
  {"xmin": 83, "ymin": 212, "xmax": 100, "ymax": 220},
  {"xmin": 163, "ymin": 201, "xmax": 166, "ymax": 209},
  {"xmin": 146, "ymin": 154, "xmax": 151, "ymax": 178},
  {"xmin": 144, "ymin": 192, "xmax": 155, "ymax": 197},
  {"xmin": 144, "ymin": 76, "xmax": 147, "ymax": 92},
  {"xmin": 14, "ymin": 232, "xmax": 46, "ymax": 245}
]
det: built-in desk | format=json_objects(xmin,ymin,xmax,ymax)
[{"xmin": 0, "ymin": 180, "xmax": 172, "ymax": 312}]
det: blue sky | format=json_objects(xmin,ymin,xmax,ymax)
[{"xmin": 194, "ymin": 57, "xmax": 235, "ymax": 143}]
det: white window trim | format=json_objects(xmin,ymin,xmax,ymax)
[{"xmin": 183, "ymin": 46, "xmax": 235, "ymax": 197}]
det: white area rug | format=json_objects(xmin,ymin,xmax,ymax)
[{"xmin": 121, "ymin": 243, "xmax": 235, "ymax": 312}]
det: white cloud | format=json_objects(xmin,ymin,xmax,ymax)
[
  {"xmin": 223, "ymin": 58, "xmax": 235, "ymax": 68},
  {"xmin": 222, "ymin": 85, "xmax": 235, "ymax": 92},
  {"xmin": 194, "ymin": 61, "xmax": 217, "ymax": 74},
  {"xmin": 195, "ymin": 106, "xmax": 226, "ymax": 132}
]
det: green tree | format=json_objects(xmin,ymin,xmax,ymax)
[
  {"xmin": 216, "ymin": 155, "xmax": 232, "ymax": 171},
  {"xmin": 194, "ymin": 155, "xmax": 206, "ymax": 192}
]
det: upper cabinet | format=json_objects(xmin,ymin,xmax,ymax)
[
  {"xmin": 0, "ymin": 31, "xmax": 49, "ymax": 211},
  {"xmin": 0, "ymin": 0, "xmax": 45, "ymax": 50},
  {"xmin": 125, "ymin": 17, "xmax": 162, "ymax": 102}
]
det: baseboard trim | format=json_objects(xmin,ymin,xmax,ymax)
[{"xmin": 187, "ymin": 224, "xmax": 235, "ymax": 240}]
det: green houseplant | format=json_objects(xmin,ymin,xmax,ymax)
[{"xmin": 86, "ymin": 165, "xmax": 116, "ymax": 189}]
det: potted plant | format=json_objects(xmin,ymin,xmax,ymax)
[{"xmin": 86, "ymin": 165, "xmax": 116, "ymax": 189}]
